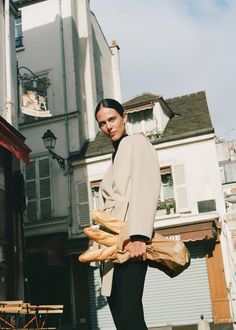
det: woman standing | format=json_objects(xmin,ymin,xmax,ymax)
[{"xmin": 95, "ymin": 98, "xmax": 160, "ymax": 329}]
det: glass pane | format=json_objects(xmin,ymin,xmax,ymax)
[
  {"xmin": 197, "ymin": 199, "xmax": 216, "ymax": 213},
  {"xmin": 15, "ymin": 25, "xmax": 22, "ymax": 38},
  {"xmin": 161, "ymin": 173, "xmax": 174, "ymax": 199},
  {"xmin": 162, "ymin": 185, "xmax": 174, "ymax": 199},
  {"xmin": 15, "ymin": 37, "xmax": 23, "ymax": 48},
  {"xmin": 15, "ymin": 17, "xmax": 22, "ymax": 25},
  {"xmin": 129, "ymin": 112, "xmax": 143, "ymax": 134}
]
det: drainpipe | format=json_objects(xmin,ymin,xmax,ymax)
[
  {"xmin": 4, "ymin": 0, "xmax": 14, "ymax": 124},
  {"xmin": 58, "ymin": 0, "xmax": 72, "ymax": 230},
  {"xmin": 110, "ymin": 40, "xmax": 122, "ymax": 102}
]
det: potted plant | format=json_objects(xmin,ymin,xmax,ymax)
[{"xmin": 157, "ymin": 198, "xmax": 176, "ymax": 215}]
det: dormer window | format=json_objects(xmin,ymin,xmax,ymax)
[
  {"xmin": 123, "ymin": 93, "xmax": 174, "ymax": 139},
  {"xmin": 126, "ymin": 108, "xmax": 156, "ymax": 135}
]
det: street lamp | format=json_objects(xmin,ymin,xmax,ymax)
[{"xmin": 42, "ymin": 129, "xmax": 66, "ymax": 170}]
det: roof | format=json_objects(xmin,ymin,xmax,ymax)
[
  {"xmin": 74, "ymin": 91, "xmax": 214, "ymax": 160},
  {"xmin": 162, "ymin": 91, "xmax": 213, "ymax": 140},
  {"xmin": 123, "ymin": 92, "xmax": 161, "ymax": 108}
]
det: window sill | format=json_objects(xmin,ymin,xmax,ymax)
[{"xmin": 16, "ymin": 46, "xmax": 25, "ymax": 52}]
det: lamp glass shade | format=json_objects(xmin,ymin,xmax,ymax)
[{"xmin": 42, "ymin": 129, "xmax": 57, "ymax": 151}]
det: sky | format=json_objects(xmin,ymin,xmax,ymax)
[{"xmin": 90, "ymin": 0, "xmax": 236, "ymax": 141}]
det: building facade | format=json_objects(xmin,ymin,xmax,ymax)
[
  {"xmin": 14, "ymin": 0, "xmax": 235, "ymax": 328},
  {"xmin": 216, "ymin": 138, "xmax": 236, "ymax": 322},
  {"xmin": 15, "ymin": 0, "xmax": 121, "ymax": 328},
  {"xmin": 0, "ymin": 0, "xmax": 31, "ymax": 301},
  {"xmin": 74, "ymin": 91, "xmax": 234, "ymax": 329}
]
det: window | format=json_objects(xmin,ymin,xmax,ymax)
[
  {"xmin": 25, "ymin": 157, "xmax": 52, "ymax": 222},
  {"xmin": 197, "ymin": 199, "xmax": 216, "ymax": 213},
  {"xmin": 160, "ymin": 167, "xmax": 174, "ymax": 200},
  {"xmin": 126, "ymin": 109, "xmax": 156, "ymax": 136},
  {"xmin": 157, "ymin": 164, "xmax": 190, "ymax": 215},
  {"xmin": 221, "ymin": 162, "xmax": 236, "ymax": 184},
  {"xmin": 90, "ymin": 180, "xmax": 102, "ymax": 211},
  {"xmin": 157, "ymin": 167, "xmax": 175, "ymax": 214},
  {"xmin": 15, "ymin": 15, "xmax": 23, "ymax": 48}
]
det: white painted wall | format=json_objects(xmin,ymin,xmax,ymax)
[
  {"xmin": 18, "ymin": 0, "xmax": 121, "ymax": 223},
  {"xmin": 0, "ymin": 1, "xmax": 18, "ymax": 127},
  {"xmin": 73, "ymin": 134, "xmax": 225, "ymax": 233},
  {"xmin": 156, "ymin": 136, "xmax": 225, "ymax": 217}
]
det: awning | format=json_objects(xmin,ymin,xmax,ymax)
[
  {"xmin": 156, "ymin": 220, "xmax": 218, "ymax": 242},
  {"xmin": 90, "ymin": 180, "xmax": 101, "ymax": 188},
  {"xmin": 125, "ymin": 103, "xmax": 153, "ymax": 113},
  {"xmin": 0, "ymin": 116, "xmax": 31, "ymax": 165}
]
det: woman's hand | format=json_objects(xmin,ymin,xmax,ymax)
[{"xmin": 123, "ymin": 241, "xmax": 147, "ymax": 261}]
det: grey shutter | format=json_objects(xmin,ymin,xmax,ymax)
[
  {"xmin": 143, "ymin": 244, "xmax": 213, "ymax": 326},
  {"xmin": 39, "ymin": 158, "xmax": 51, "ymax": 220},
  {"xmin": 88, "ymin": 244, "xmax": 212, "ymax": 329},
  {"xmin": 88, "ymin": 267, "xmax": 114, "ymax": 329},
  {"xmin": 172, "ymin": 164, "xmax": 189, "ymax": 213},
  {"xmin": 25, "ymin": 160, "xmax": 37, "ymax": 222},
  {"xmin": 77, "ymin": 181, "xmax": 90, "ymax": 228}
]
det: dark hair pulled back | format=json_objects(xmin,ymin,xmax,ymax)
[{"xmin": 95, "ymin": 98, "xmax": 124, "ymax": 119}]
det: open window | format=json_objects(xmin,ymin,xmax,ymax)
[{"xmin": 157, "ymin": 166, "xmax": 175, "ymax": 215}]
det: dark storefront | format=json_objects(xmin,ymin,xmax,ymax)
[{"xmin": 0, "ymin": 115, "xmax": 31, "ymax": 300}]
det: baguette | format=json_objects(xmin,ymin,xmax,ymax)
[
  {"xmin": 92, "ymin": 210, "xmax": 125, "ymax": 234},
  {"xmin": 78, "ymin": 245, "xmax": 117, "ymax": 262},
  {"xmin": 84, "ymin": 227, "xmax": 119, "ymax": 247}
]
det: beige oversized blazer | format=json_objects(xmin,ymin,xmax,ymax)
[{"xmin": 99, "ymin": 134, "xmax": 161, "ymax": 296}]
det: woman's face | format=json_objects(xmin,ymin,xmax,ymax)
[{"xmin": 96, "ymin": 107, "xmax": 127, "ymax": 142}]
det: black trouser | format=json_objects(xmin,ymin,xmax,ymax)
[{"xmin": 107, "ymin": 260, "xmax": 147, "ymax": 330}]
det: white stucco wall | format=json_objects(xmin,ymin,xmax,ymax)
[
  {"xmin": 90, "ymin": 12, "xmax": 115, "ymax": 102},
  {"xmin": 17, "ymin": 0, "xmax": 70, "ymax": 117},
  {"xmin": 156, "ymin": 135, "xmax": 225, "ymax": 217},
  {"xmin": 72, "ymin": 134, "xmax": 225, "ymax": 235},
  {"xmin": 18, "ymin": 0, "xmax": 119, "ymax": 223}
]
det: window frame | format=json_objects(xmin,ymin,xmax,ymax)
[
  {"xmin": 126, "ymin": 109, "xmax": 156, "ymax": 135},
  {"xmin": 15, "ymin": 13, "xmax": 23, "ymax": 48},
  {"xmin": 24, "ymin": 156, "xmax": 53, "ymax": 222}
]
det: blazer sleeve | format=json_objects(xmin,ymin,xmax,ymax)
[{"xmin": 127, "ymin": 134, "xmax": 161, "ymax": 239}]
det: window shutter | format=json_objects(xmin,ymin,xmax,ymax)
[
  {"xmin": 25, "ymin": 160, "xmax": 37, "ymax": 222},
  {"xmin": 39, "ymin": 158, "xmax": 51, "ymax": 220},
  {"xmin": 24, "ymin": 157, "xmax": 52, "ymax": 222},
  {"xmin": 77, "ymin": 181, "xmax": 90, "ymax": 228},
  {"xmin": 172, "ymin": 164, "xmax": 189, "ymax": 213}
]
